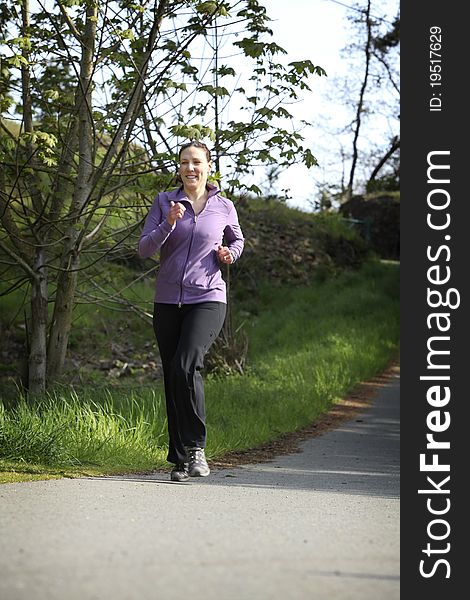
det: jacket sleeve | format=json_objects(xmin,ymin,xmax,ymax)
[
  {"xmin": 224, "ymin": 203, "xmax": 245, "ymax": 262},
  {"xmin": 138, "ymin": 193, "xmax": 175, "ymax": 258}
]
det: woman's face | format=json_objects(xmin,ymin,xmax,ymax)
[{"xmin": 178, "ymin": 146, "xmax": 212, "ymax": 192}]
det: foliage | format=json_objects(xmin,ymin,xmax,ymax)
[
  {"xmin": 339, "ymin": 192, "xmax": 399, "ymax": 260},
  {"xmin": 228, "ymin": 199, "xmax": 371, "ymax": 310},
  {"xmin": 366, "ymin": 171, "xmax": 399, "ymax": 193}
]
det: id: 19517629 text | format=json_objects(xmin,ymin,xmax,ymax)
[{"xmin": 429, "ymin": 26, "xmax": 442, "ymax": 112}]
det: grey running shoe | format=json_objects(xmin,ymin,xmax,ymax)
[
  {"xmin": 170, "ymin": 463, "xmax": 189, "ymax": 482},
  {"xmin": 187, "ymin": 447, "xmax": 210, "ymax": 477}
]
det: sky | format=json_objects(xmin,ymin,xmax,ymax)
[{"xmin": 244, "ymin": 0, "xmax": 400, "ymax": 212}]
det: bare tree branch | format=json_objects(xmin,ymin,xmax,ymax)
[
  {"xmin": 57, "ymin": 0, "xmax": 83, "ymax": 44},
  {"xmin": 0, "ymin": 238, "xmax": 36, "ymax": 279},
  {"xmin": 347, "ymin": 0, "xmax": 372, "ymax": 200},
  {"xmin": 368, "ymin": 135, "xmax": 400, "ymax": 183}
]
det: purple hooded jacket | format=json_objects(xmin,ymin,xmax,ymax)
[{"xmin": 138, "ymin": 184, "xmax": 244, "ymax": 305}]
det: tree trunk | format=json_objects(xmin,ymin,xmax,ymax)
[
  {"xmin": 46, "ymin": 1, "xmax": 168, "ymax": 383},
  {"xmin": 46, "ymin": 252, "xmax": 79, "ymax": 383},
  {"xmin": 367, "ymin": 135, "xmax": 400, "ymax": 185},
  {"xmin": 346, "ymin": 0, "xmax": 372, "ymax": 201},
  {"xmin": 19, "ymin": 0, "xmax": 48, "ymax": 393},
  {"xmin": 28, "ymin": 249, "xmax": 48, "ymax": 395},
  {"xmin": 46, "ymin": 3, "xmax": 97, "ymax": 383}
]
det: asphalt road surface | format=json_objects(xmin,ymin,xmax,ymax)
[{"xmin": 1, "ymin": 371, "xmax": 399, "ymax": 600}]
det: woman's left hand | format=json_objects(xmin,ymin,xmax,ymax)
[{"xmin": 217, "ymin": 245, "xmax": 234, "ymax": 265}]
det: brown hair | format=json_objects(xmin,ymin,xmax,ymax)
[{"xmin": 178, "ymin": 141, "xmax": 212, "ymax": 163}]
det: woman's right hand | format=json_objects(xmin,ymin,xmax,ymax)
[{"xmin": 167, "ymin": 201, "xmax": 186, "ymax": 226}]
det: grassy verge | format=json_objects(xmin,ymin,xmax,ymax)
[{"xmin": 0, "ymin": 259, "xmax": 399, "ymax": 484}]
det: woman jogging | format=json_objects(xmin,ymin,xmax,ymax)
[{"xmin": 138, "ymin": 141, "xmax": 245, "ymax": 482}]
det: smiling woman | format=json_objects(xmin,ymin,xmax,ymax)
[
  {"xmin": 177, "ymin": 142, "xmax": 212, "ymax": 212},
  {"xmin": 138, "ymin": 140, "xmax": 245, "ymax": 482}
]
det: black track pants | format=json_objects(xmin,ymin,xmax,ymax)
[{"xmin": 153, "ymin": 301, "xmax": 226, "ymax": 465}]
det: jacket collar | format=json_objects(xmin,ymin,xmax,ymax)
[{"xmin": 174, "ymin": 182, "xmax": 220, "ymax": 202}]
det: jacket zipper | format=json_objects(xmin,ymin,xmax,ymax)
[{"xmin": 178, "ymin": 210, "xmax": 198, "ymax": 307}]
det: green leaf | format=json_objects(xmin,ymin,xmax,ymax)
[
  {"xmin": 257, "ymin": 149, "xmax": 275, "ymax": 163},
  {"xmin": 303, "ymin": 149, "xmax": 318, "ymax": 168},
  {"xmin": 112, "ymin": 28, "xmax": 135, "ymax": 41},
  {"xmin": 164, "ymin": 80, "xmax": 188, "ymax": 92},
  {"xmin": 5, "ymin": 36, "xmax": 32, "ymax": 51},
  {"xmin": 199, "ymin": 84, "xmax": 229, "ymax": 97},
  {"xmin": 44, "ymin": 89, "xmax": 60, "ymax": 100},
  {"xmin": 212, "ymin": 65, "xmax": 236, "ymax": 77},
  {"xmin": 196, "ymin": 1, "xmax": 218, "ymax": 14},
  {"xmin": 289, "ymin": 61, "xmax": 327, "ymax": 77},
  {"xmin": 234, "ymin": 38, "xmax": 264, "ymax": 59},
  {"xmin": 0, "ymin": 136, "xmax": 16, "ymax": 152},
  {"xmin": 181, "ymin": 65, "xmax": 198, "ymax": 76},
  {"xmin": 196, "ymin": 1, "xmax": 230, "ymax": 17},
  {"xmin": 129, "ymin": 3, "xmax": 145, "ymax": 13},
  {"xmin": 267, "ymin": 135, "xmax": 284, "ymax": 145},
  {"xmin": 248, "ymin": 184, "xmax": 262, "ymax": 195},
  {"xmin": 255, "ymin": 107, "xmax": 274, "ymax": 118},
  {"xmin": 7, "ymin": 55, "xmax": 28, "ymax": 68},
  {"xmin": 264, "ymin": 42, "xmax": 287, "ymax": 56},
  {"xmin": 170, "ymin": 124, "xmax": 215, "ymax": 142}
]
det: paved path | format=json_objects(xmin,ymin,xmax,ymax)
[{"xmin": 0, "ymin": 371, "xmax": 399, "ymax": 600}]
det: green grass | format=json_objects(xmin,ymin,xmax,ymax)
[
  {"xmin": 0, "ymin": 389, "xmax": 168, "ymax": 482},
  {"xmin": 206, "ymin": 259, "xmax": 399, "ymax": 452},
  {"xmin": 0, "ymin": 259, "xmax": 399, "ymax": 484}
]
